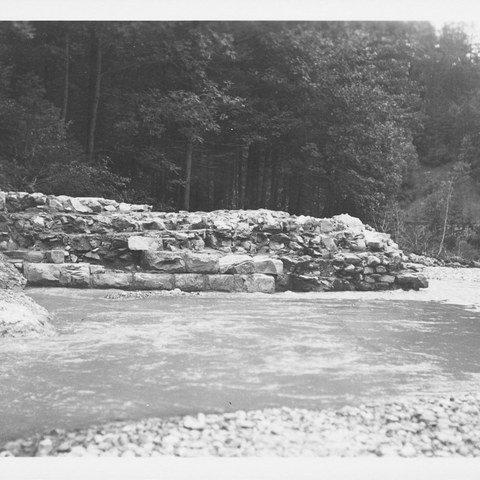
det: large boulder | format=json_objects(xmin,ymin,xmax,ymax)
[
  {"xmin": 395, "ymin": 272, "xmax": 429, "ymax": 291},
  {"xmin": 0, "ymin": 290, "xmax": 54, "ymax": 338},
  {"xmin": 0, "ymin": 253, "xmax": 54, "ymax": 338}
]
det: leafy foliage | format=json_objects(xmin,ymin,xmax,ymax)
[{"xmin": 0, "ymin": 20, "xmax": 479, "ymax": 255}]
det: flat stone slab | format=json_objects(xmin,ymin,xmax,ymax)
[{"xmin": 132, "ymin": 273, "xmax": 174, "ymax": 290}]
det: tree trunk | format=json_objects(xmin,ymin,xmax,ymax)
[
  {"xmin": 239, "ymin": 144, "xmax": 248, "ymax": 209},
  {"xmin": 207, "ymin": 154, "xmax": 214, "ymax": 210},
  {"xmin": 86, "ymin": 26, "xmax": 102, "ymax": 161},
  {"xmin": 260, "ymin": 150, "xmax": 269, "ymax": 207},
  {"xmin": 270, "ymin": 152, "xmax": 278, "ymax": 210},
  {"xmin": 61, "ymin": 29, "xmax": 70, "ymax": 123},
  {"xmin": 183, "ymin": 137, "xmax": 193, "ymax": 211},
  {"xmin": 231, "ymin": 154, "xmax": 238, "ymax": 209},
  {"xmin": 438, "ymin": 181, "xmax": 453, "ymax": 257}
]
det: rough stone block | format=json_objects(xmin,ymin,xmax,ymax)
[
  {"xmin": 379, "ymin": 274, "xmax": 395, "ymax": 284},
  {"xmin": 253, "ymin": 256, "xmax": 284, "ymax": 275},
  {"xmin": 344, "ymin": 264, "xmax": 355, "ymax": 273},
  {"xmin": 45, "ymin": 250, "xmax": 65, "ymax": 264},
  {"xmin": 241, "ymin": 274, "xmax": 275, "ymax": 293},
  {"xmin": 320, "ymin": 235, "xmax": 337, "ymax": 251},
  {"xmin": 84, "ymin": 251, "xmax": 101, "ymax": 261},
  {"xmin": 69, "ymin": 197, "xmax": 93, "ymax": 214},
  {"xmin": 141, "ymin": 251, "xmax": 186, "ymax": 273},
  {"xmin": 275, "ymin": 273, "xmax": 292, "ymax": 291},
  {"xmin": 332, "ymin": 278, "xmax": 353, "ymax": 291},
  {"xmin": 25, "ymin": 251, "xmax": 44, "ymax": 263},
  {"xmin": 190, "ymin": 238, "xmax": 205, "ymax": 251},
  {"xmin": 343, "ymin": 253, "xmax": 362, "ymax": 264},
  {"xmin": 219, "ymin": 254, "xmax": 255, "ymax": 274},
  {"xmin": 132, "ymin": 273, "xmax": 174, "ymax": 290},
  {"xmin": 80, "ymin": 197, "xmax": 103, "ymax": 213},
  {"xmin": 367, "ymin": 255, "xmax": 381, "ymax": 267},
  {"xmin": 130, "ymin": 204, "xmax": 151, "ymax": 212},
  {"xmin": 184, "ymin": 252, "xmax": 219, "ymax": 273},
  {"xmin": 59, "ymin": 264, "xmax": 91, "ymax": 287},
  {"xmin": 69, "ymin": 236, "xmax": 92, "ymax": 253},
  {"xmin": 47, "ymin": 197, "xmax": 63, "ymax": 210},
  {"xmin": 395, "ymin": 273, "xmax": 429, "ymax": 291},
  {"xmin": 352, "ymin": 238, "xmax": 367, "ymax": 251},
  {"xmin": 142, "ymin": 219, "xmax": 166, "ymax": 230},
  {"xmin": 205, "ymin": 274, "xmax": 236, "ymax": 292},
  {"xmin": 24, "ymin": 263, "xmax": 61, "ymax": 286},
  {"xmin": 127, "ymin": 236, "xmax": 160, "ymax": 251},
  {"xmin": 319, "ymin": 219, "xmax": 334, "ymax": 233},
  {"xmin": 91, "ymin": 270, "xmax": 133, "ymax": 289},
  {"xmin": 174, "ymin": 274, "xmax": 206, "ymax": 292},
  {"xmin": 357, "ymin": 281, "xmax": 375, "ymax": 291}
]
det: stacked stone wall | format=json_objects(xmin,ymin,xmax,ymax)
[{"xmin": 0, "ymin": 191, "xmax": 428, "ymax": 293}]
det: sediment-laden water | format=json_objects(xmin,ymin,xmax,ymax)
[{"xmin": 1, "ymin": 288, "xmax": 480, "ymax": 443}]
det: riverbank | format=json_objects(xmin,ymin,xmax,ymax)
[
  {"xmin": 314, "ymin": 266, "xmax": 480, "ymax": 312},
  {"xmin": 2, "ymin": 393, "xmax": 480, "ymax": 457}
]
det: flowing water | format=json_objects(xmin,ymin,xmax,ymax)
[{"xmin": 1, "ymin": 288, "xmax": 480, "ymax": 442}]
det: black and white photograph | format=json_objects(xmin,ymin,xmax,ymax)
[{"xmin": 1, "ymin": 1, "xmax": 480, "ymax": 479}]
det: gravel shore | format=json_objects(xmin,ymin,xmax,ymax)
[
  {"xmin": 2, "ymin": 393, "xmax": 480, "ymax": 457},
  {"xmin": 104, "ymin": 288, "xmax": 201, "ymax": 300}
]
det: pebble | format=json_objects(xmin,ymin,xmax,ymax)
[{"xmin": 3, "ymin": 393, "xmax": 480, "ymax": 457}]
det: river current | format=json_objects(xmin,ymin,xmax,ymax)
[{"xmin": 1, "ymin": 288, "xmax": 480, "ymax": 442}]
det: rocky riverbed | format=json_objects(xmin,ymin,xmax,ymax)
[{"xmin": 2, "ymin": 393, "xmax": 480, "ymax": 457}]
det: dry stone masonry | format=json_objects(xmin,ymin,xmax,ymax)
[{"xmin": 0, "ymin": 191, "xmax": 428, "ymax": 293}]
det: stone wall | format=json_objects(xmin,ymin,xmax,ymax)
[{"xmin": 0, "ymin": 191, "xmax": 428, "ymax": 293}]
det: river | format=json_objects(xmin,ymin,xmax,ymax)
[{"xmin": 1, "ymin": 287, "xmax": 480, "ymax": 442}]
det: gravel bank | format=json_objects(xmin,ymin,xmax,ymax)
[
  {"xmin": 2, "ymin": 393, "xmax": 480, "ymax": 457},
  {"xmin": 104, "ymin": 288, "xmax": 202, "ymax": 300}
]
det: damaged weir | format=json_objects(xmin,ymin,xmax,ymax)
[{"xmin": 0, "ymin": 191, "xmax": 428, "ymax": 293}]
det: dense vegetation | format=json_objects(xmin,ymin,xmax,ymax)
[{"xmin": 1, "ymin": 21, "xmax": 480, "ymax": 258}]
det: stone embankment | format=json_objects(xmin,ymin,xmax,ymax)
[
  {"xmin": 2, "ymin": 393, "xmax": 479, "ymax": 457},
  {"xmin": 0, "ymin": 191, "xmax": 428, "ymax": 293}
]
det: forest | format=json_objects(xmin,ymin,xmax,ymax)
[{"xmin": 1, "ymin": 21, "xmax": 480, "ymax": 258}]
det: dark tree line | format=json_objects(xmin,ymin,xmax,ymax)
[{"xmin": 1, "ymin": 21, "xmax": 480, "ymax": 225}]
